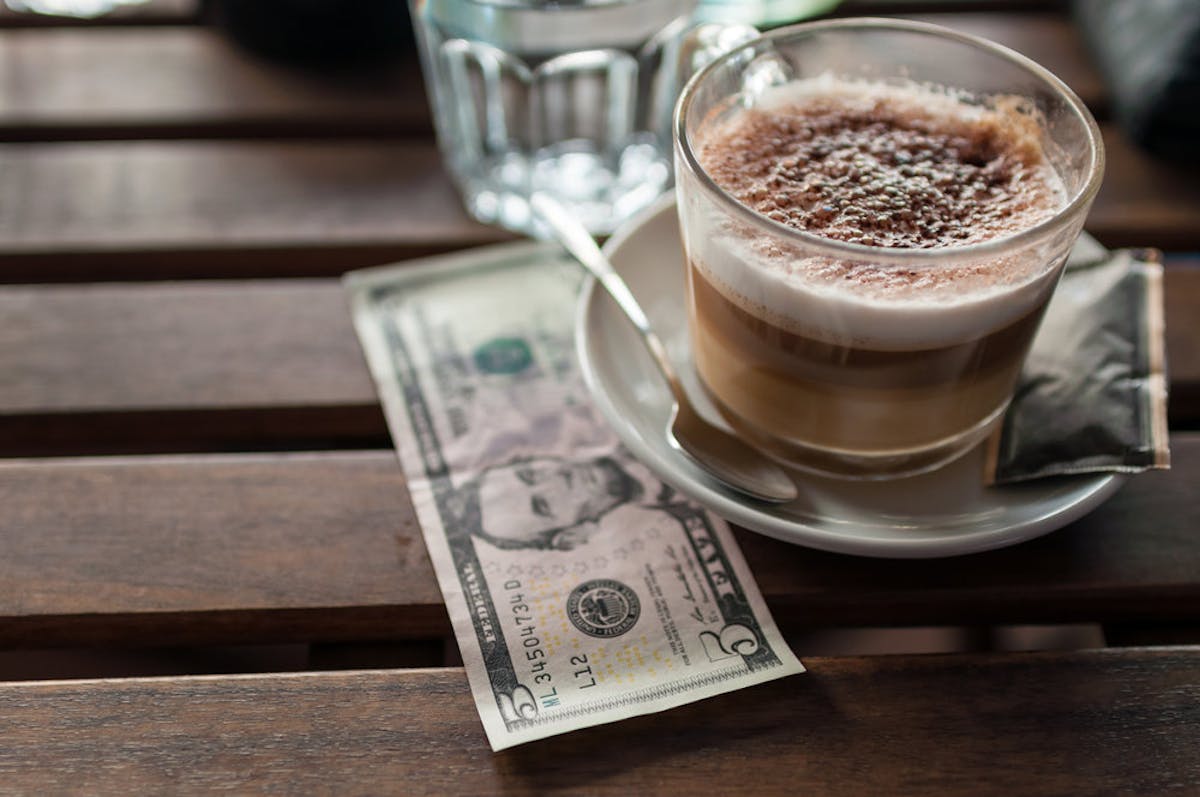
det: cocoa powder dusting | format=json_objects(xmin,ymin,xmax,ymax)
[{"xmin": 698, "ymin": 85, "xmax": 1062, "ymax": 249}]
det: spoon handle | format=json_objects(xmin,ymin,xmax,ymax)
[{"xmin": 530, "ymin": 193, "xmax": 686, "ymax": 401}]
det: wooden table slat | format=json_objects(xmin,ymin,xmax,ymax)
[
  {"xmin": 2, "ymin": 438, "xmax": 1198, "ymax": 648},
  {"xmin": 0, "ymin": 126, "xmax": 1195, "ymax": 284},
  {"xmin": 3, "ymin": 261, "xmax": 1197, "ymax": 458},
  {"xmin": 0, "ymin": 141, "xmax": 512, "ymax": 283},
  {"xmin": 0, "ymin": 27, "xmax": 427, "ymax": 141},
  {"xmin": 0, "ymin": 12, "xmax": 1097, "ymax": 141},
  {"xmin": 1, "ymin": 650, "xmax": 1197, "ymax": 795},
  {"xmin": 2, "ymin": 6, "xmax": 1196, "ymax": 792},
  {"xmin": 0, "ymin": 280, "xmax": 373, "ymax": 413}
]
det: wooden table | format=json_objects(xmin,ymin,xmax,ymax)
[{"xmin": 2, "ymin": 2, "xmax": 1199, "ymax": 793}]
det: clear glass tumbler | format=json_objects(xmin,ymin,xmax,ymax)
[
  {"xmin": 409, "ymin": 0, "xmax": 755, "ymax": 234},
  {"xmin": 674, "ymin": 18, "xmax": 1104, "ymax": 479}
]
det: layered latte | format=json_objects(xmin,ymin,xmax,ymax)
[{"xmin": 682, "ymin": 76, "xmax": 1069, "ymax": 475}]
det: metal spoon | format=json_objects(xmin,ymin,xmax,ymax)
[{"xmin": 531, "ymin": 193, "xmax": 798, "ymax": 504}]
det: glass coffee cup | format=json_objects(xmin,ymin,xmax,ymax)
[{"xmin": 674, "ymin": 18, "xmax": 1104, "ymax": 480}]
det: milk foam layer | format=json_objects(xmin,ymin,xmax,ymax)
[{"xmin": 686, "ymin": 76, "xmax": 1070, "ymax": 350}]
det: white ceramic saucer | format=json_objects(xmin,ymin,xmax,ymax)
[{"xmin": 575, "ymin": 195, "xmax": 1125, "ymax": 558}]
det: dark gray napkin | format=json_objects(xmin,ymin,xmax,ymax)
[{"xmin": 985, "ymin": 236, "xmax": 1170, "ymax": 484}]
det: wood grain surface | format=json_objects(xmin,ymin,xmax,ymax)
[
  {"xmin": 0, "ymin": 127, "xmax": 1194, "ymax": 282},
  {"xmin": 0, "ymin": 13, "xmax": 1100, "ymax": 142},
  {"xmin": 0, "ymin": 27, "xmax": 425, "ymax": 141},
  {"xmin": 0, "ymin": 141, "xmax": 512, "ymax": 282},
  {"xmin": 3, "ymin": 262, "xmax": 1196, "ymax": 456},
  {"xmin": 3, "ymin": 5, "xmax": 1197, "ymax": 792},
  {"xmin": 0, "ymin": 451, "xmax": 444, "ymax": 646},
  {"xmin": 2, "ymin": 439, "xmax": 1197, "ymax": 648},
  {"xmin": 2, "ymin": 650, "xmax": 1197, "ymax": 795}
]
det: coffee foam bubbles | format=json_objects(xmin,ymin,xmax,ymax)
[{"xmin": 686, "ymin": 76, "xmax": 1069, "ymax": 350}]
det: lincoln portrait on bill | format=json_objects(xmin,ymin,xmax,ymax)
[{"xmin": 455, "ymin": 454, "xmax": 649, "ymax": 551}]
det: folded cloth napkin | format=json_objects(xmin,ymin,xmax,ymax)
[
  {"xmin": 1074, "ymin": 0, "xmax": 1200, "ymax": 160},
  {"xmin": 985, "ymin": 235, "xmax": 1170, "ymax": 484}
]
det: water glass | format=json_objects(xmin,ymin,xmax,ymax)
[{"xmin": 409, "ymin": 0, "xmax": 755, "ymax": 234}]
